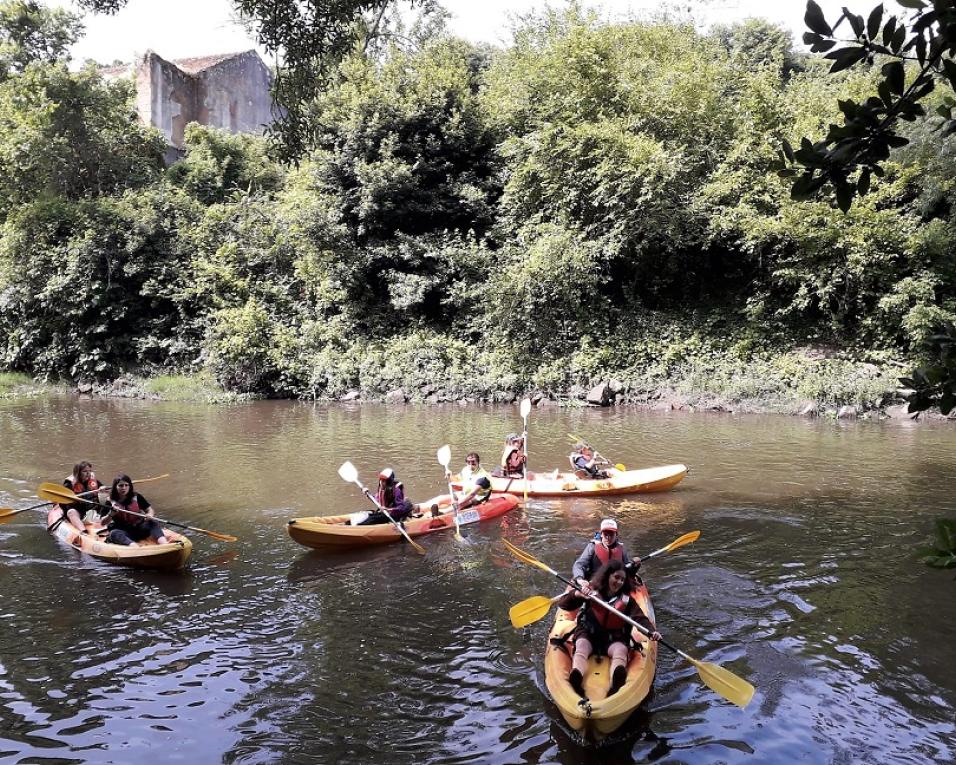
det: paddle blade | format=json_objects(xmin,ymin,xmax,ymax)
[
  {"xmin": 0, "ymin": 507, "xmax": 21, "ymax": 523},
  {"xmin": 191, "ymin": 526, "xmax": 238, "ymax": 543},
  {"xmin": 615, "ymin": 463, "xmax": 626, "ymax": 471},
  {"xmin": 36, "ymin": 483, "xmax": 88, "ymax": 505},
  {"xmin": 509, "ymin": 595, "xmax": 556, "ymax": 628},
  {"xmin": 502, "ymin": 539, "xmax": 557, "ymax": 576},
  {"xmin": 337, "ymin": 461, "xmax": 358, "ymax": 484},
  {"xmin": 688, "ymin": 655, "xmax": 755, "ymax": 708},
  {"xmin": 436, "ymin": 444, "xmax": 451, "ymax": 468},
  {"xmin": 520, "ymin": 398, "xmax": 532, "ymax": 419},
  {"xmin": 646, "ymin": 530, "xmax": 701, "ymax": 559}
]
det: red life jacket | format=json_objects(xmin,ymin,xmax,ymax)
[
  {"xmin": 594, "ymin": 541, "xmax": 624, "ymax": 567},
  {"xmin": 590, "ymin": 593, "xmax": 630, "ymax": 631},
  {"xmin": 69, "ymin": 475, "xmax": 100, "ymax": 495},
  {"xmin": 112, "ymin": 495, "xmax": 146, "ymax": 526}
]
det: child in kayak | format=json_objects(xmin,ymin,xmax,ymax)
[
  {"xmin": 557, "ymin": 559, "xmax": 661, "ymax": 698},
  {"xmin": 497, "ymin": 433, "xmax": 526, "ymax": 478},
  {"xmin": 569, "ymin": 442, "xmax": 610, "ymax": 479},
  {"xmin": 357, "ymin": 468, "xmax": 418, "ymax": 524},
  {"xmin": 105, "ymin": 475, "xmax": 171, "ymax": 546}
]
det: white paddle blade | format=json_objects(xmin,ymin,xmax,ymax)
[
  {"xmin": 436, "ymin": 444, "xmax": 452, "ymax": 468},
  {"xmin": 520, "ymin": 398, "xmax": 532, "ymax": 418},
  {"xmin": 337, "ymin": 461, "xmax": 358, "ymax": 483}
]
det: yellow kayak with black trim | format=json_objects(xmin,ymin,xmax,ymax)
[{"xmin": 544, "ymin": 582, "xmax": 657, "ymax": 740}]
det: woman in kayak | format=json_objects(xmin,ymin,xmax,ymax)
[
  {"xmin": 105, "ymin": 475, "xmax": 171, "ymax": 546},
  {"xmin": 358, "ymin": 468, "xmax": 418, "ymax": 524},
  {"xmin": 60, "ymin": 460, "xmax": 108, "ymax": 532},
  {"xmin": 557, "ymin": 559, "xmax": 661, "ymax": 698}
]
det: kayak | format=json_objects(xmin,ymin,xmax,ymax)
[
  {"xmin": 544, "ymin": 582, "xmax": 657, "ymax": 740},
  {"xmin": 457, "ymin": 464, "xmax": 687, "ymax": 498},
  {"xmin": 46, "ymin": 506, "xmax": 192, "ymax": 571},
  {"xmin": 287, "ymin": 492, "xmax": 520, "ymax": 550}
]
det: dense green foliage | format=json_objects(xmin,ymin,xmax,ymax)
[{"xmin": 1, "ymin": 3, "xmax": 956, "ymax": 408}]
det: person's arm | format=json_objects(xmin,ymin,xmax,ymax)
[
  {"xmin": 571, "ymin": 544, "xmax": 594, "ymax": 592},
  {"xmin": 626, "ymin": 599, "xmax": 661, "ymax": 640},
  {"xmin": 621, "ymin": 543, "xmax": 641, "ymax": 573},
  {"xmin": 556, "ymin": 588, "xmax": 585, "ymax": 611},
  {"xmin": 137, "ymin": 494, "xmax": 154, "ymax": 517}
]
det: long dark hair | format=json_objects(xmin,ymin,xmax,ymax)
[
  {"xmin": 589, "ymin": 559, "xmax": 633, "ymax": 599},
  {"xmin": 110, "ymin": 474, "xmax": 135, "ymax": 505}
]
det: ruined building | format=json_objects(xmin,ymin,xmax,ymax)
[{"xmin": 101, "ymin": 49, "xmax": 274, "ymax": 162}]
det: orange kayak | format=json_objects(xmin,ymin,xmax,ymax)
[
  {"xmin": 287, "ymin": 492, "xmax": 520, "ymax": 550},
  {"xmin": 456, "ymin": 464, "xmax": 687, "ymax": 498},
  {"xmin": 47, "ymin": 506, "xmax": 192, "ymax": 570},
  {"xmin": 544, "ymin": 582, "xmax": 657, "ymax": 739}
]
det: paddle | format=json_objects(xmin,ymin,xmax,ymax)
[
  {"xmin": 520, "ymin": 398, "xmax": 531, "ymax": 503},
  {"xmin": 508, "ymin": 530, "xmax": 701, "ymax": 628},
  {"xmin": 567, "ymin": 433, "xmax": 626, "ymax": 471},
  {"xmin": 35, "ymin": 483, "xmax": 237, "ymax": 543},
  {"xmin": 0, "ymin": 473, "xmax": 171, "ymax": 523},
  {"xmin": 336, "ymin": 461, "xmax": 426, "ymax": 555},
  {"xmin": 436, "ymin": 444, "xmax": 467, "ymax": 543},
  {"xmin": 502, "ymin": 538, "xmax": 755, "ymax": 709}
]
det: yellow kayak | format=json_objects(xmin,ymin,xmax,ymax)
[
  {"xmin": 544, "ymin": 582, "xmax": 657, "ymax": 740},
  {"xmin": 47, "ymin": 506, "xmax": 192, "ymax": 570},
  {"xmin": 459, "ymin": 464, "xmax": 687, "ymax": 497}
]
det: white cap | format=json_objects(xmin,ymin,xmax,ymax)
[
  {"xmin": 379, "ymin": 468, "xmax": 395, "ymax": 481},
  {"xmin": 599, "ymin": 518, "xmax": 618, "ymax": 532}
]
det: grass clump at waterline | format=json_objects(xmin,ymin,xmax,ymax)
[
  {"xmin": 0, "ymin": 372, "xmax": 68, "ymax": 399},
  {"xmin": 126, "ymin": 373, "xmax": 253, "ymax": 403}
]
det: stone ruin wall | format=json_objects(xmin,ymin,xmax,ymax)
[{"xmin": 194, "ymin": 52, "xmax": 274, "ymax": 137}]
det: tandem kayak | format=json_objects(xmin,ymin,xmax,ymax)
[
  {"xmin": 457, "ymin": 464, "xmax": 687, "ymax": 498},
  {"xmin": 287, "ymin": 492, "xmax": 520, "ymax": 550},
  {"xmin": 47, "ymin": 506, "xmax": 192, "ymax": 571},
  {"xmin": 544, "ymin": 582, "xmax": 657, "ymax": 740}
]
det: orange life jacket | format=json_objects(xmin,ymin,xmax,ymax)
[
  {"xmin": 594, "ymin": 541, "xmax": 624, "ymax": 567},
  {"xmin": 589, "ymin": 593, "xmax": 630, "ymax": 632}
]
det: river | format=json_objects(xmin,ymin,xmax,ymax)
[{"xmin": 1, "ymin": 397, "xmax": 954, "ymax": 764}]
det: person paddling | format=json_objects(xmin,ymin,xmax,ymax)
[
  {"xmin": 105, "ymin": 475, "xmax": 170, "ymax": 546},
  {"xmin": 497, "ymin": 433, "xmax": 526, "ymax": 478},
  {"xmin": 569, "ymin": 442, "xmax": 610, "ymax": 480},
  {"xmin": 557, "ymin": 559, "xmax": 661, "ymax": 698},
  {"xmin": 60, "ymin": 461, "xmax": 108, "ymax": 533},
  {"xmin": 456, "ymin": 452, "xmax": 492, "ymax": 510},
  {"xmin": 357, "ymin": 468, "xmax": 420, "ymax": 525},
  {"xmin": 572, "ymin": 518, "xmax": 640, "ymax": 594}
]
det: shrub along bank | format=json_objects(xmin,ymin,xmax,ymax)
[{"xmin": 0, "ymin": 7, "xmax": 953, "ymax": 418}]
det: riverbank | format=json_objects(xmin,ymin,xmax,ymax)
[{"xmin": 2, "ymin": 346, "xmax": 946, "ymax": 421}]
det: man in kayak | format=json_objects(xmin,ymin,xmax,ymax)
[
  {"xmin": 570, "ymin": 442, "xmax": 610, "ymax": 479},
  {"xmin": 456, "ymin": 452, "xmax": 492, "ymax": 510},
  {"xmin": 572, "ymin": 519, "xmax": 640, "ymax": 594}
]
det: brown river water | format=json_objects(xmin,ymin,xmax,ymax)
[{"xmin": 0, "ymin": 397, "xmax": 954, "ymax": 764}]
